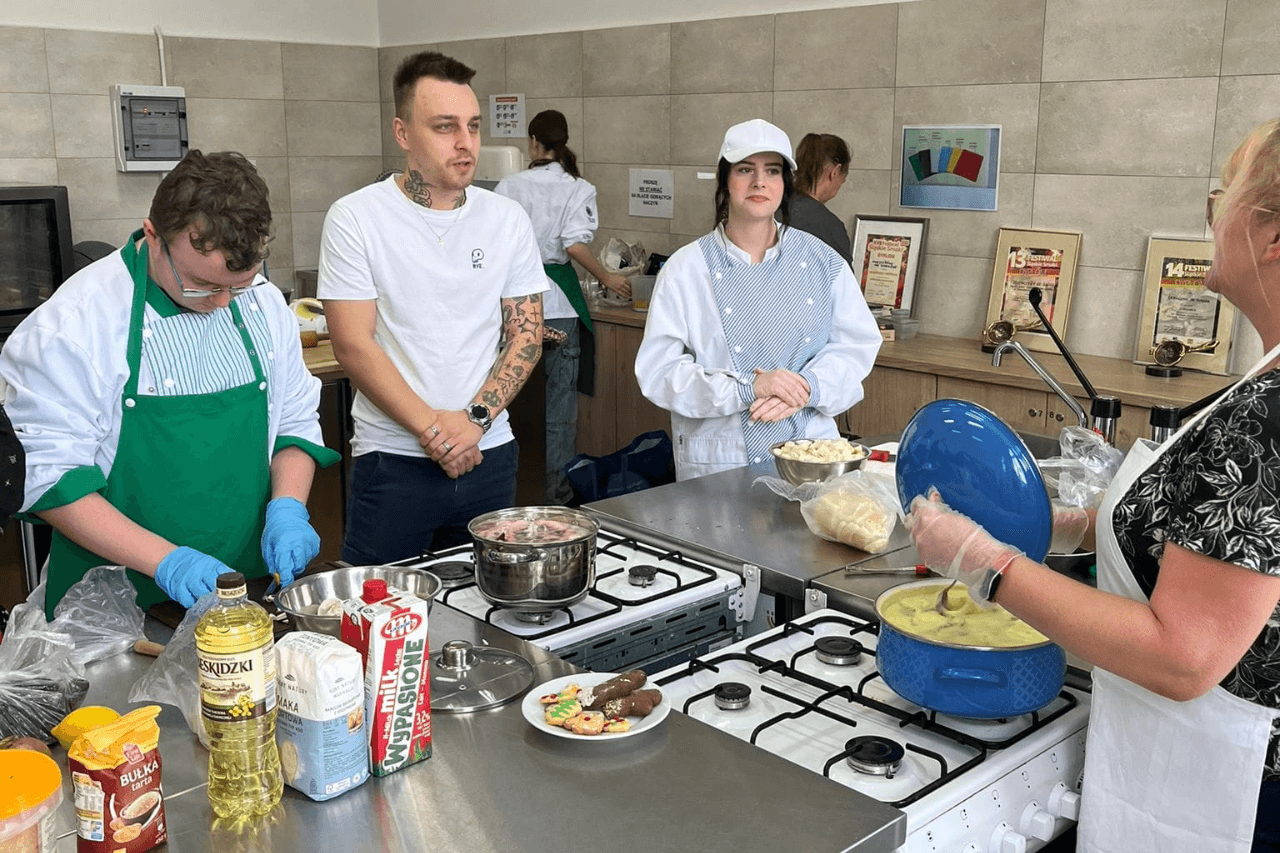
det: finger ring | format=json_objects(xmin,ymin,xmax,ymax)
[
  {"xmin": 430, "ymin": 424, "xmax": 440, "ymax": 436},
  {"xmin": 442, "ymin": 442, "xmax": 452, "ymax": 452}
]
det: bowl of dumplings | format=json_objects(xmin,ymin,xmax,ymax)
[
  {"xmin": 274, "ymin": 565, "xmax": 442, "ymax": 636},
  {"xmin": 770, "ymin": 438, "xmax": 869, "ymax": 486}
]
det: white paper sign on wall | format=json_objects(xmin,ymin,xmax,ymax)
[
  {"xmin": 629, "ymin": 169, "xmax": 674, "ymax": 219},
  {"xmin": 489, "ymin": 94, "xmax": 525, "ymax": 138}
]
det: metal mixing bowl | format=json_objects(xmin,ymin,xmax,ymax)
[
  {"xmin": 274, "ymin": 566, "xmax": 442, "ymax": 637},
  {"xmin": 769, "ymin": 439, "xmax": 868, "ymax": 486}
]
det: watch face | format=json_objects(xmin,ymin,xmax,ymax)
[{"xmin": 470, "ymin": 404, "xmax": 489, "ymax": 420}]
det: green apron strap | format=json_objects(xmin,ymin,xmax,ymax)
[{"xmin": 544, "ymin": 263, "xmax": 593, "ymax": 334}]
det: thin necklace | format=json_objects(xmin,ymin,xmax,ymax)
[{"xmin": 417, "ymin": 203, "xmax": 463, "ymax": 247}]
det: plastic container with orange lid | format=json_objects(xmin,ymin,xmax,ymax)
[{"xmin": 0, "ymin": 749, "xmax": 63, "ymax": 853}]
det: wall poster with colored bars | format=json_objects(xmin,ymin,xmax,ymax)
[{"xmin": 900, "ymin": 125, "xmax": 1001, "ymax": 211}]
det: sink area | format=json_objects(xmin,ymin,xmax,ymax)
[{"xmin": 1017, "ymin": 431, "xmax": 1061, "ymax": 460}]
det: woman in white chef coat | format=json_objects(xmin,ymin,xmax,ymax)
[
  {"xmin": 907, "ymin": 119, "xmax": 1280, "ymax": 853},
  {"xmin": 0, "ymin": 151, "xmax": 339, "ymax": 618},
  {"xmin": 496, "ymin": 110, "xmax": 631, "ymax": 504},
  {"xmin": 788, "ymin": 133, "xmax": 853, "ymax": 265},
  {"xmin": 634, "ymin": 119, "xmax": 882, "ymax": 481}
]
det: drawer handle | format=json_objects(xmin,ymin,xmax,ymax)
[
  {"xmin": 1028, "ymin": 408, "xmax": 1043, "ymax": 418},
  {"xmin": 1053, "ymin": 412, "xmax": 1065, "ymax": 422}
]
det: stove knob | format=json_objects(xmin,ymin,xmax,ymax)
[
  {"xmin": 1018, "ymin": 802, "xmax": 1056, "ymax": 841},
  {"xmin": 988, "ymin": 822, "xmax": 1028, "ymax": 853},
  {"xmin": 1048, "ymin": 781, "xmax": 1082, "ymax": 820}
]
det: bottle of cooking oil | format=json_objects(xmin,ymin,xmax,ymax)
[{"xmin": 195, "ymin": 571, "xmax": 283, "ymax": 819}]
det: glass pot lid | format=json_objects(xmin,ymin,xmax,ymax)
[{"xmin": 428, "ymin": 640, "xmax": 535, "ymax": 713}]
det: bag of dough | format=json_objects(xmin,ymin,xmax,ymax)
[{"xmin": 756, "ymin": 469, "xmax": 902, "ymax": 553}]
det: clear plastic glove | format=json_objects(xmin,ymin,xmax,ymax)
[
  {"xmin": 905, "ymin": 489, "xmax": 1022, "ymax": 603},
  {"xmin": 1049, "ymin": 503, "xmax": 1090, "ymax": 554},
  {"xmin": 155, "ymin": 546, "xmax": 231, "ymax": 608},
  {"xmin": 261, "ymin": 496, "xmax": 320, "ymax": 584}
]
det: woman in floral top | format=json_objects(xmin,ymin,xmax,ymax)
[{"xmin": 907, "ymin": 119, "xmax": 1280, "ymax": 853}]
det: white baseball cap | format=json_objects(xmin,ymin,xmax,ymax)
[{"xmin": 718, "ymin": 119, "xmax": 797, "ymax": 170}]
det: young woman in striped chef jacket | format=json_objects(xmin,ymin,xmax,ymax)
[{"xmin": 635, "ymin": 119, "xmax": 882, "ymax": 481}]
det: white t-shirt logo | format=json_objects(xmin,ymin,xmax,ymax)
[{"xmin": 471, "ymin": 248, "xmax": 485, "ymax": 269}]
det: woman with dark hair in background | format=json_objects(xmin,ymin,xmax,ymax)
[
  {"xmin": 635, "ymin": 119, "xmax": 881, "ymax": 480},
  {"xmin": 496, "ymin": 110, "xmax": 630, "ymax": 504},
  {"xmin": 788, "ymin": 132, "xmax": 853, "ymax": 264}
]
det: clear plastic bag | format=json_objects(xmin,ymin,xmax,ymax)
[
  {"xmin": 1038, "ymin": 426, "xmax": 1125, "ymax": 509},
  {"xmin": 50, "ymin": 566, "xmax": 146, "ymax": 667},
  {"xmin": 757, "ymin": 469, "xmax": 903, "ymax": 553},
  {"xmin": 601, "ymin": 237, "xmax": 648, "ymax": 277},
  {"xmin": 0, "ymin": 584, "xmax": 88, "ymax": 742},
  {"xmin": 128, "ymin": 591, "xmax": 217, "ymax": 749}
]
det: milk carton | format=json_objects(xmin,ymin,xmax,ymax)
[
  {"xmin": 274, "ymin": 632, "xmax": 369, "ymax": 801},
  {"xmin": 340, "ymin": 582, "xmax": 432, "ymax": 776}
]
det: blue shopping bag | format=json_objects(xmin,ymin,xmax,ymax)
[{"xmin": 564, "ymin": 430, "xmax": 674, "ymax": 503}]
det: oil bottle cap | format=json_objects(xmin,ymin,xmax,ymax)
[
  {"xmin": 216, "ymin": 571, "xmax": 246, "ymax": 591},
  {"xmin": 362, "ymin": 579, "xmax": 389, "ymax": 603}
]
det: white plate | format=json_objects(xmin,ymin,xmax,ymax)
[{"xmin": 522, "ymin": 672, "xmax": 670, "ymax": 740}]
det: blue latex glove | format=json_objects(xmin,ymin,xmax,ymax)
[
  {"xmin": 261, "ymin": 496, "xmax": 320, "ymax": 585},
  {"xmin": 155, "ymin": 546, "xmax": 231, "ymax": 607}
]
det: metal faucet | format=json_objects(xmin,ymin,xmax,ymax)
[{"xmin": 991, "ymin": 340, "xmax": 1089, "ymax": 428}]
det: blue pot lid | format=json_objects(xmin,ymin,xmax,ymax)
[{"xmin": 896, "ymin": 399, "xmax": 1053, "ymax": 562}]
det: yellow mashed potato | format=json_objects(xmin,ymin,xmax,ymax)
[{"xmin": 879, "ymin": 583, "xmax": 1049, "ymax": 648}]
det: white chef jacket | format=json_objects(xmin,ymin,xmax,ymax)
[
  {"xmin": 495, "ymin": 163, "xmax": 599, "ymax": 321},
  {"xmin": 0, "ymin": 249, "xmax": 329, "ymax": 512},
  {"xmin": 635, "ymin": 225, "xmax": 882, "ymax": 480}
]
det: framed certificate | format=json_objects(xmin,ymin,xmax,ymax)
[
  {"xmin": 1134, "ymin": 236, "xmax": 1235, "ymax": 375},
  {"xmin": 851, "ymin": 215, "xmax": 929, "ymax": 313},
  {"xmin": 984, "ymin": 228, "xmax": 1082, "ymax": 354}
]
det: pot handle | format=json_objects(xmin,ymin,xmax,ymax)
[
  {"xmin": 936, "ymin": 666, "xmax": 1007, "ymax": 688},
  {"xmin": 484, "ymin": 548, "xmax": 540, "ymax": 564}
]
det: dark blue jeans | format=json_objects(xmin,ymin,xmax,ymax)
[
  {"xmin": 341, "ymin": 441, "xmax": 519, "ymax": 565},
  {"xmin": 544, "ymin": 317, "xmax": 580, "ymax": 505}
]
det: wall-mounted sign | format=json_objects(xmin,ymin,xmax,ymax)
[
  {"xmin": 628, "ymin": 169, "xmax": 674, "ymax": 218},
  {"xmin": 489, "ymin": 94, "xmax": 525, "ymax": 138}
]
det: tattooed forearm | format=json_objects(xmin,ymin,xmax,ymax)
[{"xmin": 478, "ymin": 295, "xmax": 542, "ymax": 412}]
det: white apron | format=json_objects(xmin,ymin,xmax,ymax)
[{"xmin": 1078, "ymin": 343, "xmax": 1280, "ymax": 853}]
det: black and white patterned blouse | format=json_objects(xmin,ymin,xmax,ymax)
[{"xmin": 1113, "ymin": 370, "xmax": 1280, "ymax": 779}]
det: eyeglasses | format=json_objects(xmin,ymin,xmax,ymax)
[
  {"xmin": 1206, "ymin": 187, "xmax": 1280, "ymax": 228},
  {"xmin": 163, "ymin": 241, "xmax": 256, "ymax": 299}
]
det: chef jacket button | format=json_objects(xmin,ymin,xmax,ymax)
[
  {"xmin": 164, "ymin": 378, "xmax": 175, "ymax": 388},
  {"xmin": 147, "ymin": 386, "xmax": 154, "ymax": 393},
  {"xmin": 724, "ymin": 307, "xmax": 733, "ymax": 315},
  {"xmin": 805, "ymin": 337, "xmax": 812, "ymax": 343},
  {"xmin": 238, "ymin": 324, "xmax": 246, "ymax": 330},
  {"xmin": 248, "ymin": 350, "xmax": 255, "ymax": 356},
  {"xmin": 800, "ymin": 261, "xmax": 807, "ymax": 269},
  {"xmin": 259, "ymin": 381, "xmax": 267, "ymax": 391},
  {"xmin": 268, "ymin": 351, "xmax": 275, "ymax": 360},
  {"xmin": 734, "ymin": 346, "xmax": 742, "ymax": 353},
  {"xmin": 142, "ymin": 328, "xmax": 152, "ymax": 339},
  {"xmin": 249, "ymin": 303, "xmax": 260, "ymax": 312},
  {"xmin": 125, "ymin": 398, "xmax": 136, "ymax": 408},
  {"xmin": 807, "ymin": 298, "xmax": 814, "ymax": 305},
  {"xmin": 715, "ymin": 272, "xmax": 722, "ymax": 280},
  {"xmin": 753, "ymin": 457, "xmax": 762, "ymax": 463}
]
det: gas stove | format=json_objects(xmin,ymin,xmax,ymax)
[
  {"xmin": 652, "ymin": 609, "xmax": 1089, "ymax": 853},
  {"xmin": 388, "ymin": 527, "xmax": 750, "ymax": 673}
]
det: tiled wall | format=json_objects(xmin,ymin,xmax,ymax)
[
  {"xmin": 0, "ymin": 28, "xmax": 383, "ymax": 295},
  {"xmin": 2, "ymin": 0, "xmax": 1277, "ymax": 372},
  {"xmin": 381, "ymin": 0, "xmax": 1280, "ymax": 371}
]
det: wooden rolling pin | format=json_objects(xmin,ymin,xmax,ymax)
[{"xmin": 133, "ymin": 638, "xmax": 166, "ymax": 657}]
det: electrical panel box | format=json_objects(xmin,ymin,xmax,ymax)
[{"xmin": 110, "ymin": 84, "xmax": 189, "ymax": 173}]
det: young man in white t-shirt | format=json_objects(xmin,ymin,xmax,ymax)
[{"xmin": 318, "ymin": 51, "xmax": 548, "ymax": 563}]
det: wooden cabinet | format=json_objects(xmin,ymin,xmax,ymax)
[
  {"xmin": 576, "ymin": 320, "xmax": 671, "ymax": 457},
  {"xmin": 843, "ymin": 367, "xmax": 936, "ymax": 438},
  {"xmin": 937, "ymin": 377, "xmax": 1053, "ymax": 434}
]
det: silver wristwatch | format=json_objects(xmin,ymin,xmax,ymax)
[{"xmin": 467, "ymin": 403, "xmax": 493, "ymax": 433}]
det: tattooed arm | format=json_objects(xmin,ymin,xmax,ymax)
[
  {"xmin": 418, "ymin": 293, "xmax": 543, "ymax": 475},
  {"xmin": 478, "ymin": 293, "xmax": 544, "ymax": 415}
]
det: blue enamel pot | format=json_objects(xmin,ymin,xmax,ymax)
[{"xmin": 874, "ymin": 581, "xmax": 1066, "ymax": 719}]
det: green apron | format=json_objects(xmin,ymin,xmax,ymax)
[
  {"xmin": 43, "ymin": 232, "xmax": 272, "ymax": 618},
  {"xmin": 544, "ymin": 262, "xmax": 596, "ymax": 395}
]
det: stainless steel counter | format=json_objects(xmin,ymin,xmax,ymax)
[
  {"xmin": 585, "ymin": 461, "xmax": 913, "ymax": 603},
  {"xmin": 50, "ymin": 604, "xmax": 906, "ymax": 852}
]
